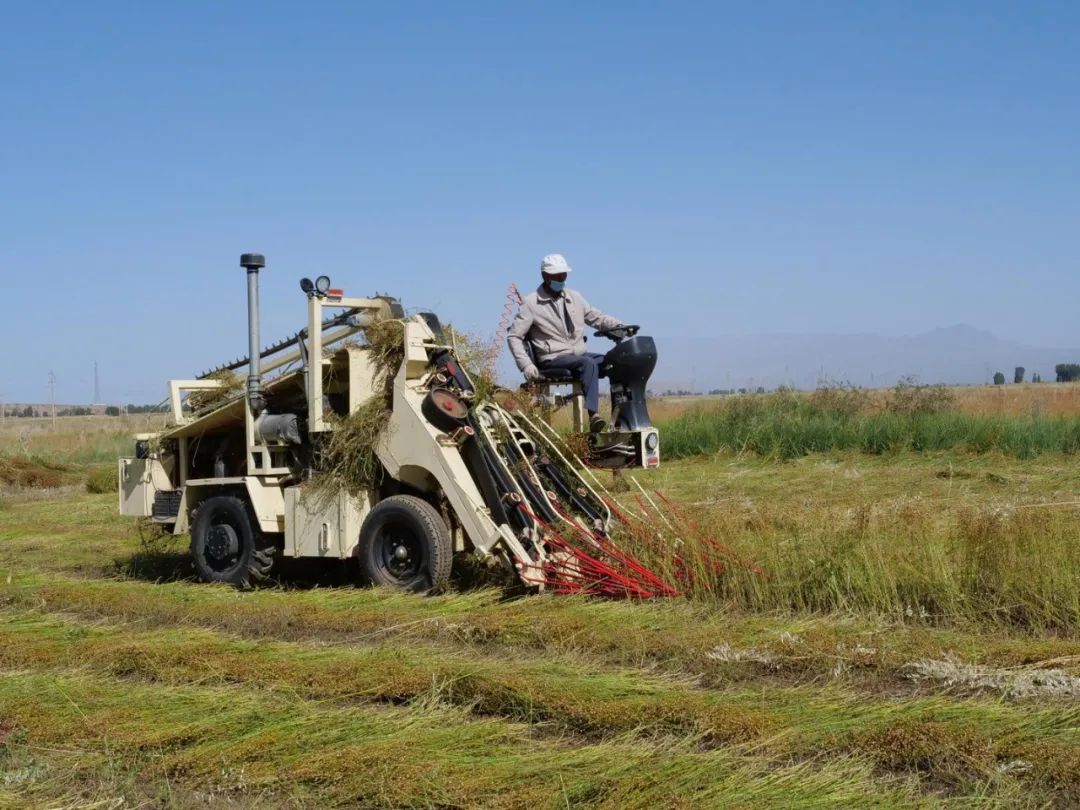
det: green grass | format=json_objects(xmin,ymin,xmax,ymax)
[
  {"xmin": 5, "ymin": 446, "xmax": 1080, "ymax": 805},
  {"xmin": 659, "ymin": 394, "xmax": 1080, "ymax": 460},
  {"xmin": 624, "ymin": 490, "xmax": 1080, "ymax": 629}
]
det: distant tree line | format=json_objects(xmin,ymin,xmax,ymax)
[
  {"xmin": 59, "ymin": 406, "xmax": 94, "ymax": 416},
  {"xmin": 2, "ymin": 406, "xmax": 43, "ymax": 418},
  {"xmin": 1, "ymin": 403, "xmax": 166, "ymax": 418},
  {"xmin": 1056, "ymin": 364, "xmax": 1080, "ymax": 383}
]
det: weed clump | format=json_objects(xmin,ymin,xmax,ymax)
[
  {"xmin": 85, "ymin": 466, "xmax": 116, "ymax": 494},
  {"xmin": 887, "ymin": 376, "xmax": 956, "ymax": 416},
  {"xmin": 442, "ymin": 323, "xmax": 502, "ymax": 403},
  {"xmin": 314, "ymin": 399, "xmax": 391, "ymax": 496},
  {"xmin": 361, "ymin": 319, "xmax": 406, "ymax": 397},
  {"xmin": 856, "ymin": 718, "xmax": 998, "ymax": 781},
  {"xmin": 0, "ymin": 455, "xmax": 65, "ymax": 489},
  {"xmin": 310, "ymin": 318, "xmax": 405, "ymax": 495},
  {"xmin": 1017, "ymin": 741, "xmax": 1080, "ymax": 804},
  {"xmin": 808, "ymin": 379, "xmax": 870, "ymax": 417}
]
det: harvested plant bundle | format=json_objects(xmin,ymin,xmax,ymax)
[{"xmin": 188, "ymin": 370, "xmax": 244, "ymax": 411}]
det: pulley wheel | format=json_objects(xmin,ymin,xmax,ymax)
[{"xmin": 422, "ymin": 387, "xmax": 470, "ymax": 431}]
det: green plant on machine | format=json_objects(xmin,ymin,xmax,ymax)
[
  {"xmin": 310, "ymin": 319, "xmax": 405, "ymax": 496},
  {"xmin": 186, "ymin": 369, "xmax": 245, "ymax": 411}
]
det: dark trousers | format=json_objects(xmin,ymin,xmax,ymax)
[{"xmin": 541, "ymin": 352, "xmax": 606, "ymax": 413}]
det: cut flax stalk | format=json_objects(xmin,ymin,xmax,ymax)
[
  {"xmin": 311, "ymin": 319, "xmax": 405, "ymax": 495},
  {"xmin": 188, "ymin": 370, "xmax": 244, "ymax": 411}
]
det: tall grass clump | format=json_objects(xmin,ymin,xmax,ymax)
[
  {"xmin": 84, "ymin": 466, "xmax": 116, "ymax": 494},
  {"xmin": 653, "ymin": 498, "xmax": 1080, "ymax": 631},
  {"xmin": 660, "ymin": 379, "xmax": 1080, "ymax": 461},
  {"xmin": 0, "ymin": 415, "xmax": 159, "ymax": 466}
]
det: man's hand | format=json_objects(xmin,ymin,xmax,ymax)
[{"xmin": 524, "ymin": 365, "xmax": 542, "ymax": 382}]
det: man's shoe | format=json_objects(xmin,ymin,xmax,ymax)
[{"xmin": 589, "ymin": 414, "xmax": 607, "ymax": 433}]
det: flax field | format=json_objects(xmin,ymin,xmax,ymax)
[{"xmin": 3, "ymin": 394, "xmax": 1080, "ymax": 807}]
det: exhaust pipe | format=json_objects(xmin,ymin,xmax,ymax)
[{"xmin": 240, "ymin": 253, "xmax": 266, "ymax": 415}]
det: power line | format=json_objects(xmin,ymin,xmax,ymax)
[{"xmin": 48, "ymin": 371, "xmax": 56, "ymax": 428}]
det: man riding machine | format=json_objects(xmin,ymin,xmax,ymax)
[{"xmin": 507, "ymin": 254, "xmax": 661, "ymax": 469}]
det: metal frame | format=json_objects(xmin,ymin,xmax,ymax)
[{"xmin": 118, "ymin": 273, "xmax": 644, "ymax": 589}]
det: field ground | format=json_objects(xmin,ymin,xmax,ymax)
[{"xmin": 3, "ymin": 432, "xmax": 1080, "ymax": 806}]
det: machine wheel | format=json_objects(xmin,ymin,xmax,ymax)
[
  {"xmin": 190, "ymin": 495, "xmax": 275, "ymax": 588},
  {"xmin": 358, "ymin": 495, "xmax": 452, "ymax": 592}
]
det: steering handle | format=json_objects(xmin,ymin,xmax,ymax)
[{"xmin": 593, "ymin": 324, "xmax": 640, "ymax": 341}]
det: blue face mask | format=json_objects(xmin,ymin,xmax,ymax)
[{"xmin": 548, "ymin": 280, "xmax": 565, "ymax": 292}]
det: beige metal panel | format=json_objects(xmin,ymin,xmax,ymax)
[
  {"xmin": 284, "ymin": 487, "xmax": 372, "ymax": 559},
  {"xmin": 377, "ymin": 325, "xmax": 507, "ymax": 559},
  {"xmin": 246, "ymin": 476, "xmax": 287, "ymax": 533},
  {"xmin": 180, "ymin": 476, "xmax": 286, "ymax": 533},
  {"xmin": 346, "ymin": 345, "xmax": 379, "ymax": 413},
  {"xmin": 339, "ymin": 490, "xmax": 371, "ymax": 557},
  {"xmin": 118, "ymin": 457, "xmax": 173, "ymax": 517},
  {"xmin": 284, "ymin": 487, "xmax": 314, "ymax": 557},
  {"xmin": 173, "ymin": 477, "xmax": 248, "ymax": 535},
  {"xmin": 404, "ymin": 323, "xmax": 435, "ymax": 378}
]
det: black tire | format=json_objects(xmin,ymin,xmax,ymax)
[
  {"xmin": 190, "ymin": 495, "xmax": 275, "ymax": 588},
  {"xmin": 357, "ymin": 495, "xmax": 452, "ymax": 592}
]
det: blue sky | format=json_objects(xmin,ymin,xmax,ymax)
[{"xmin": 2, "ymin": 1, "xmax": 1078, "ymax": 402}]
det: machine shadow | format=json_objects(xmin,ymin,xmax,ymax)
[{"xmin": 114, "ymin": 535, "xmax": 515, "ymax": 594}]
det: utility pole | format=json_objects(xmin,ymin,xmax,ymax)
[
  {"xmin": 48, "ymin": 371, "xmax": 56, "ymax": 428},
  {"xmin": 94, "ymin": 360, "xmax": 100, "ymax": 404}
]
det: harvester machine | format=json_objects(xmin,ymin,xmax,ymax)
[{"xmin": 119, "ymin": 254, "xmax": 668, "ymax": 594}]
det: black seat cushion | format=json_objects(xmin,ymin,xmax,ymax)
[
  {"xmin": 539, "ymin": 368, "xmax": 574, "ymax": 381},
  {"xmin": 521, "ymin": 340, "xmax": 574, "ymax": 384},
  {"xmin": 519, "ymin": 367, "xmax": 576, "ymax": 390}
]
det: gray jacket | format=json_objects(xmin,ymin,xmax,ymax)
[{"xmin": 508, "ymin": 284, "xmax": 622, "ymax": 373}]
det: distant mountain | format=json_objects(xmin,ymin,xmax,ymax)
[{"xmin": 652, "ymin": 325, "xmax": 1080, "ymax": 391}]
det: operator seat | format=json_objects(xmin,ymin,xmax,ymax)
[
  {"xmin": 520, "ymin": 341, "xmax": 587, "ymax": 431},
  {"xmin": 521, "ymin": 340, "xmax": 574, "ymax": 383}
]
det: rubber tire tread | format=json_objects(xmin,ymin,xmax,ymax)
[
  {"xmin": 358, "ymin": 494, "xmax": 452, "ymax": 592},
  {"xmin": 190, "ymin": 494, "xmax": 276, "ymax": 589}
]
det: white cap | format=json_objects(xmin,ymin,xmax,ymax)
[{"xmin": 540, "ymin": 253, "xmax": 572, "ymax": 275}]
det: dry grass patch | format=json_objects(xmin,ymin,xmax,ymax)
[
  {"xmin": 0, "ymin": 455, "xmax": 66, "ymax": 489},
  {"xmin": 856, "ymin": 718, "xmax": 999, "ymax": 784}
]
